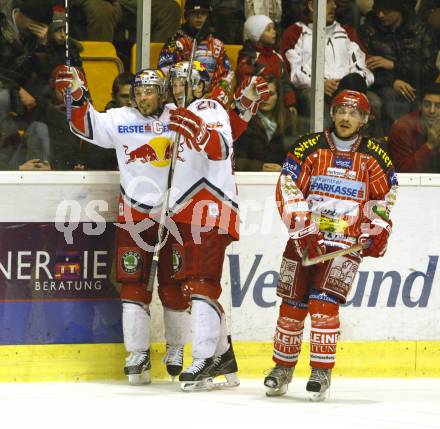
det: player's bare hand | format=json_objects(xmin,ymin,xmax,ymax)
[
  {"xmin": 393, "ymin": 80, "xmax": 416, "ymax": 102},
  {"xmin": 366, "ymin": 56, "xmax": 394, "ymax": 70},
  {"xmin": 324, "ymin": 79, "xmax": 339, "ymax": 97},
  {"xmin": 28, "ymin": 23, "xmax": 48, "ymax": 43},
  {"xmin": 18, "ymin": 88, "xmax": 37, "ymax": 110}
]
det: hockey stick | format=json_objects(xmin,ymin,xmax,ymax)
[
  {"xmin": 65, "ymin": 0, "xmax": 72, "ymax": 120},
  {"xmin": 302, "ymin": 243, "xmax": 364, "ymax": 266},
  {"xmin": 146, "ymin": 26, "xmax": 204, "ymax": 292}
]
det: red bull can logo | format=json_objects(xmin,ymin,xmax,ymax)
[{"xmin": 124, "ymin": 137, "xmax": 174, "ymax": 167}]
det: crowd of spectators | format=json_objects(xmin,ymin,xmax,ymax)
[{"xmin": 1, "ymin": 0, "xmax": 440, "ymax": 173}]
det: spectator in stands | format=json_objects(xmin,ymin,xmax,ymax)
[
  {"xmin": 211, "ymin": 0, "xmax": 245, "ymax": 45},
  {"xmin": 359, "ymin": 0, "xmax": 438, "ymax": 132},
  {"xmin": 0, "ymin": 0, "xmax": 53, "ymax": 146},
  {"xmin": 234, "ymin": 75, "xmax": 296, "ymax": 172},
  {"xmin": 389, "ymin": 83, "xmax": 440, "ymax": 172},
  {"xmin": 105, "ymin": 72, "xmax": 134, "ymax": 110},
  {"xmin": 158, "ymin": 0, "xmax": 234, "ymax": 93},
  {"xmin": 0, "ymin": 0, "xmax": 56, "ymax": 170},
  {"xmin": 39, "ymin": 7, "xmax": 83, "ymax": 83},
  {"xmin": 417, "ymin": 1, "xmax": 440, "ymax": 71},
  {"xmin": 280, "ymin": 0, "xmax": 374, "ymax": 133},
  {"xmin": 237, "ymin": 14, "xmax": 297, "ymax": 115}
]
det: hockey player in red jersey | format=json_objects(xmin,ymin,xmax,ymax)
[
  {"xmin": 264, "ymin": 90, "xmax": 398, "ymax": 401},
  {"xmin": 53, "ymin": 66, "xmax": 184, "ymax": 385}
]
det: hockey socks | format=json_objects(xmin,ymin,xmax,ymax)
[
  {"xmin": 122, "ymin": 302, "xmax": 151, "ymax": 385},
  {"xmin": 309, "ymin": 299, "xmax": 340, "ymax": 369},
  {"xmin": 272, "ymin": 303, "xmax": 307, "ymax": 367}
]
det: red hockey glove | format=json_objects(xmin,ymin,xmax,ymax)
[
  {"xmin": 234, "ymin": 76, "xmax": 270, "ymax": 121},
  {"xmin": 359, "ymin": 218, "xmax": 392, "ymax": 258},
  {"xmin": 52, "ymin": 65, "xmax": 87, "ymax": 102},
  {"xmin": 289, "ymin": 220, "xmax": 326, "ymax": 261},
  {"xmin": 169, "ymin": 107, "xmax": 210, "ymax": 151}
]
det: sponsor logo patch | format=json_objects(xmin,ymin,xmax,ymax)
[
  {"xmin": 388, "ymin": 169, "xmax": 398, "ymax": 186},
  {"xmin": 334, "ymin": 157, "xmax": 353, "ymax": 169},
  {"xmin": 282, "ymin": 157, "xmax": 301, "ymax": 180},
  {"xmin": 310, "ymin": 175, "xmax": 366, "ymax": 200},
  {"xmin": 121, "ymin": 250, "xmax": 142, "ymax": 274},
  {"xmin": 172, "ymin": 249, "xmax": 182, "ymax": 274},
  {"xmin": 326, "ymin": 167, "xmax": 356, "ymax": 180}
]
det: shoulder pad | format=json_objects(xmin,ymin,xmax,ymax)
[
  {"xmin": 289, "ymin": 132, "xmax": 326, "ymax": 161},
  {"xmin": 359, "ymin": 137, "xmax": 394, "ymax": 170}
]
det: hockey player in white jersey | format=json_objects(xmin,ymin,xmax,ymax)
[
  {"xmin": 158, "ymin": 60, "xmax": 240, "ymax": 392},
  {"xmin": 53, "ymin": 65, "xmax": 185, "ymax": 385}
]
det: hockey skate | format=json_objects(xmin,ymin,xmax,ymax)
[
  {"xmin": 162, "ymin": 344, "xmax": 184, "ymax": 380},
  {"xmin": 264, "ymin": 364, "xmax": 294, "ymax": 397},
  {"xmin": 179, "ymin": 357, "xmax": 215, "ymax": 392},
  {"xmin": 306, "ymin": 368, "xmax": 332, "ymax": 401},
  {"xmin": 124, "ymin": 350, "xmax": 151, "ymax": 385},
  {"xmin": 211, "ymin": 346, "xmax": 240, "ymax": 388}
]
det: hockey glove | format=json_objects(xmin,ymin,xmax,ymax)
[
  {"xmin": 290, "ymin": 220, "xmax": 326, "ymax": 261},
  {"xmin": 53, "ymin": 65, "xmax": 87, "ymax": 102},
  {"xmin": 234, "ymin": 76, "xmax": 270, "ymax": 122},
  {"xmin": 359, "ymin": 218, "xmax": 392, "ymax": 258},
  {"xmin": 169, "ymin": 107, "xmax": 211, "ymax": 151}
]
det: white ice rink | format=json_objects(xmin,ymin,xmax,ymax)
[{"xmin": 1, "ymin": 378, "xmax": 439, "ymax": 429}]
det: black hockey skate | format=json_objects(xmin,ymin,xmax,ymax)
[
  {"xmin": 124, "ymin": 350, "xmax": 151, "ymax": 385},
  {"xmin": 179, "ymin": 357, "xmax": 215, "ymax": 392},
  {"xmin": 211, "ymin": 346, "xmax": 240, "ymax": 388},
  {"xmin": 306, "ymin": 368, "xmax": 332, "ymax": 401},
  {"xmin": 162, "ymin": 344, "xmax": 184, "ymax": 380},
  {"xmin": 264, "ymin": 364, "xmax": 294, "ymax": 396}
]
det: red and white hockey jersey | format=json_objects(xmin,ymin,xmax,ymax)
[{"xmin": 276, "ymin": 130, "xmax": 398, "ymax": 248}]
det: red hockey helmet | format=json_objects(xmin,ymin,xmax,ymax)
[{"xmin": 331, "ymin": 90, "xmax": 371, "ymax": 116}]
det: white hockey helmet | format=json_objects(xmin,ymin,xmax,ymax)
[
  {"xmin": 132, "ymin": 69, "xmax": 166, "ymax": 96},
  {"xmin": 169, "ymin": 60, "xmax": 210, "ymax": 90}
]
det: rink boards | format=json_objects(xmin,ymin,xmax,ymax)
[{"xmin": 0, "ymin": 172, "xmax": 439, "ymax": 381}]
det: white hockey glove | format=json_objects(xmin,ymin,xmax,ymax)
[{"xmin": 234, "ymin": 76, "xmax": 270, "ymax": 122}]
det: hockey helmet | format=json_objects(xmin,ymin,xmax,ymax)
[
  {"xmin": 331, "ymin": 90, "xmax": 371, "ymax": 123},
  {"xmin": 169, "ymin": 60, "xmax": 211, "ymax": 90},
  {"xmin": 132, "ymin": 69, "xmax": 166, "ymax": 96}
]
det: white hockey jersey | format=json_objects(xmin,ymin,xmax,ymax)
[
  {"xmin": 169, "ymin": 98, "xmax": 238, "ymax": 239},
  {"xmin": 70, "ymin": 102, "xmax": 175, "ymax": 222}
]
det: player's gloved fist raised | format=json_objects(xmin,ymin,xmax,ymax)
[
  {"xmin": 53, "ymin": 65, "xmax": 87, "ymax": 101},
  {"xmin": 289, "ymin": 219, "xmax": 326, "ymax": 261},
  {"xmin": 234, "ymin": 76, "xmax": 270, "ymax": 121},
  {"xmin": 169, "ymin": 107, "xmax": 210, "ymax": 151},
  {"xmin": 359, "ymin": 218, "xmax": 392, "ymax": 258}
]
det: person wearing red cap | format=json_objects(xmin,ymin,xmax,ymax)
[{"xmin": 263, "ymin": 89, "xmax": 398, "ymax": 401}]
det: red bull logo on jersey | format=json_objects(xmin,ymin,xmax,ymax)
[{"xmin": 124, "ymin": 137, "xmax": 174, "ymax": 167}]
